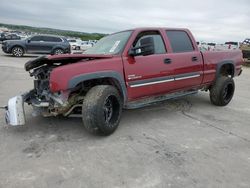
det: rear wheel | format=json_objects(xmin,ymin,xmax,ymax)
[
  {"xmin": 82, "ymin": 85, "xmax": 122, "ymax": 135},
  {"xmin": 53, "ymin": 48, "xmax": 64, "ymax": 55},
  {"xmin": 12, "ymin": 46, "xmax": 24, "ymax": 57},
  {"xmin": 209, "ymin": 76, "xmax": 235, "ymax": 106}
]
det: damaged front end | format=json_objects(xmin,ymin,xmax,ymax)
[
  {"xmin": 25, "ymin": 56, "xmax": 86, "ymax": 117},
  {"xmin": 5, "ymin": 54, "xmax": 103, "ymax": 126}
]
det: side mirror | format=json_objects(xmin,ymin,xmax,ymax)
[
  {"xmin": 27, "ymin": 39, "xmax": 31, "ymax": 43},
  {"xmin": 129, "ymin": 36, "xmax": 155, "ymax": 57}
]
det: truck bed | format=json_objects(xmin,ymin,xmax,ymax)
[{"xmin": 201, "ymin": 50, "xmax": 243, "ymax": 84}]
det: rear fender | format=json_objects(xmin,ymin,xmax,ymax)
[
  {"xmin": 51, "ymin": 45, "xmax": 64, "ymax": 52},
  {"xmin": 216, "ymin": 60, "xmax": 236, "ymax": 78}
]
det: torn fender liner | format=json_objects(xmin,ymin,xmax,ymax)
[{"xmin": 5, "ymin": 96, "xmax": 25, "ymax": 126}]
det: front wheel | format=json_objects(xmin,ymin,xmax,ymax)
[
  {"xmin": 12, "ymin": 46, "xmax": 24, "ymax": 57},
  {"xmin": 209, "ymin": 76, "xmax": 235, "ymax": 106},
  {"xmin": 82, "ymin": 85, "xmax": 123, "ymax": 135}
]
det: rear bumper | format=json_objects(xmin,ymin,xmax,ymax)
[
  {"xmin": 5, "ymin": 95, "xmax": 25, "ymax": 126},
  {"xmin": 65, "ymin": 47, "xmax": 71, "ymax": 54}
]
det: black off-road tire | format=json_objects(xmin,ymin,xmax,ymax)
[
  {"xmin": 82, "ymin": 85, "xmax": 123, "ymax": 136},
  {"xmin": 12, "ymin": 46, "xmax": 24, "ymax": 57},
  {"xmin": 209, "ymin": 76, "xmax": 235, "ymax": 106}
]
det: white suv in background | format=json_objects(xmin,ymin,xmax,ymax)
[
  {"xmin": 67, "ymin": 39, "xmax": 81, "ymax": 50},
  {"xmin": 79, "ymin": 41, "xmax": 94, "ymax": 51}
]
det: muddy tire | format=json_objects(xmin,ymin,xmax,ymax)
[
  {"xmin": 209, "ymin": 76, "xmax": 235, "ymax": 106},
  {"xmin": 82, "ymin": 85, "xmax": 122, "ymax": 136},
  {"xmin": 12, "ymin": 46, "xmax": 24, "ymax": 57}
]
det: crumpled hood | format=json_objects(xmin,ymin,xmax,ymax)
[{"xmin": 24, "ymin": 54, "xmax": 114, "ymax": 71}]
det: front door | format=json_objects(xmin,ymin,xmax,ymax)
[
  {"xmin": 122, "ymin": 30, "xmax": 176, "ymax": 100},
  {"xmin": 26, "ymin": 36, "xmax": 45, "ymax": 53}
]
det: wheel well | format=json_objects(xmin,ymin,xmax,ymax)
[
  {"xmin": 52, "ymin": 48, "xmax": 64, "ymax": 54},
  {"xmin": 72, "ymin": 78, "xmax": 124, "ymax": 100},
  {"xmin": 219, "ymin": 64, "xmax": 234, "ymax": 77},
  {"xmin": 53, "ymin": 47, "xmax": 63, "ymax": 51},
  {"xmin": 11, "ymin": 45, "xmax": 24, "ymax": 52}
]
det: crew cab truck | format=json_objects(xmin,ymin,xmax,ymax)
[{"xmin": 5, "ymin": 28, "xmax": 243, "ymax": 135}]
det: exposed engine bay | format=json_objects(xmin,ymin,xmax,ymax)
[
  {"xmin": 25, "ymin": 64, "xmax": 81, "ymax": 117},
  {"xmin": 23, "ymin": 55, "xmax": 112, "ymax": 117}
]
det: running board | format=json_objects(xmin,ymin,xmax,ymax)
[{"xmin": 124, "ymin": 90, "xmax": 198, "ymax": 109}]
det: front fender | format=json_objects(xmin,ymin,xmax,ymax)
[
  {"xmin": 9, "ymin": 43, "xmax": 27, "ymax": 52},
  {"xmin": 68, "ymin": 71, "xmax": 127, "ymax": 102}
]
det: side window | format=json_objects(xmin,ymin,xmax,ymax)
[
  {"xmin": 42, "ymin": 36, "xmax": 50, "ymax": 42},
  {"xmin": 43, "ymin": 36, "xmax": 62, "ymax": 42},
  {"xmin": 166, "ymin": 31, "xmax": 194, "ymax": 53},
  {"xmin": 30, "ymin": 36, "xmax": 43, "ymax": 42},
  {"xmin": 51, "ymin": 37, "xmax": 62, "ymax": 42},
  {"xmin": 133, "ymin": 31, "xmax": 166, "ymax": 54}
]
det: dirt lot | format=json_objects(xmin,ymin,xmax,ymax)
[{"xmin": 0, "ymin": 49, "xmax": 250, "ymax": 188}]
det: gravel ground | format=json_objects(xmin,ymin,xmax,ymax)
[{"xmin": 0, "ymin": 50, "xmax": 250, "ymax": 188}]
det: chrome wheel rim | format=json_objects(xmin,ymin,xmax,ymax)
[
  {"xmin": 54, "ymin": 49, "xmax": 63, "ymax": 54},
  {"xmin": 13, "ymin": 47, "xmax": 23, "ymax": 56}
]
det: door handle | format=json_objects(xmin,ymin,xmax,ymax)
[
  {"xmin": 192, "ymin": 56, "xmax": 198, "ymax": 62},
  {"xmin": 164, "ymin": 58, "xmax": 172, "ymax": 64}
]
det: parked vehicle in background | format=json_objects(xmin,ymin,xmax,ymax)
[
  {"xmin": 5, "ymin": 27, "xmax": 243, "ymax": 136},
  {"xmin": 0, "ymin": 33, "xmax": 21, "ymax": 43},
  {"xmin": 215, "ymin": 42, "xmax": 239, "ymax": 51},
  {"xmin": 225, "ymin": 42, "xmax": 239, "ymax": 49},
  {"xmin": 198, "ymin": 41, "xmax": 240, "ymax": 52},
  {"xmin": 67, "ymin": 39, "xmax": 81, "ymax": 50},
  {"xmin": 198, "ymin": 42, "xmax": 215, "ymax": 51},
  {"xmin": 80, "ymin": 41, "xmax": 94, "ymax": 51},
  {"xmin": 240, "ymin": 38, "xmax": 250, "ymax": 60},
  {"xmin": 2, "ymin": 35, "xmax": 71, "ymax": 57}
]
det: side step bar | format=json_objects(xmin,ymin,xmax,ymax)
[{"xmin": 124, "ymin": 90, "xmax": 198, "ymax": 109}]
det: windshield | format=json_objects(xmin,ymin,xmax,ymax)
[{"xmin": 84, "ymin": 31, "xmax": 132, "ymax": 55}]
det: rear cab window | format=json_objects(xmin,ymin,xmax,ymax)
[{"xmin": 166, "ymin": 30, "xmax": 194, "ymax": 53}]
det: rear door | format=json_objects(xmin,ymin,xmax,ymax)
[
  {"xmin": 122, "ymin": 30, "xmax": 176, "ymax": 100},
  {"xmin": 164, "ymin": 30, "xmax": 203, "ymax": 90},
  {"xmin": 43, "ymin": 36, "xmax": 63, "ymax": 53}
]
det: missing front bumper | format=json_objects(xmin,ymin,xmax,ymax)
[{"xmin": 5, "ymin": 95, "xmax": 25, "ymax": 126}]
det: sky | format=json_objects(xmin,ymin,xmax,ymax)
[{"xmin": 0, "ymin": 0, "xmax": 249, "ymax": 43}]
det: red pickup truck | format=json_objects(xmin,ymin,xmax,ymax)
[{"xmin": 5, "ymin": 27, "xmax": 243, "ymax": 135}]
